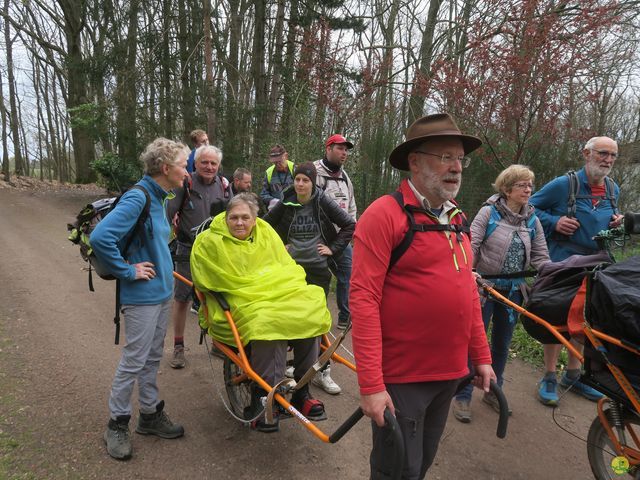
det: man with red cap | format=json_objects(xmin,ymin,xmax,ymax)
[
  {"xmin": 350, "ymin": 113, "xmax": 495, "ymax": 479},
  {"xmin": 311, "ymin": 133, "xmax": 357, "ymax": 395}
]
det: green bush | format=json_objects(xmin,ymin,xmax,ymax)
[{"xmin": 91, "ymin": 153, "xmax": 141, "ymax": 193}]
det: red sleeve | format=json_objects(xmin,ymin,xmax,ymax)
[{"xmin": 350, "ymin": 197, "xmax": 404, "ymax": 395}]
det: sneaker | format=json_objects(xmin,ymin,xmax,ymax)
[
  {"xmin": 285, "ymin": 366, "xmax": 294, "ymax": 378},
  {"xmin": 312, "ymin": 368, "xmax": 342, "ymax": 395},
  {"xmin": 482, "ymin": 391, "xmax": 512, "ymax": 416},
  {"xmin": 136, "ymin": 401, "xmax": 184, "ymax": 439},
  {"xmin": 169, "ymin": 345, "xmax": 185, "ymax": 369},
  {"xmin": 452, "ymin": 399, "xmax": 472, "ymax": 423},
  {"xmin": 245, "ymin": 388, "xmax": 279, "ymax": 433},
  {"xmin": 537, "ymin": 376, "xmax": 559, "ymax": 406},
  {"xmin": 104, "ymin": 416, "xmax": 132, "ymax": 460},
  {"xmin": 291, "ymin": 387, "xmax": 326, "ymax": 421},
  {"xmin": 191, "ymin": 298, "xmax": 200, "ymax": 314},
  {"xmin": 337, "ymin": 319, "xmax": 349, "ymax": 330},
  {"xmin": 560, "ymin": 372, "xmax": 605, "ymax": 401}
]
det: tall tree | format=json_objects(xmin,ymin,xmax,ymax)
[
  {"xmin": 58, "ymin": 0, "xmax": 96, "ymax": 182},
  {"xmin": 3, "ymin": 0, "xmax": 25, "ymax": 175},
  {"xmin": 0, "ymin": 64, "xmax": 10, "ymax": 181}
]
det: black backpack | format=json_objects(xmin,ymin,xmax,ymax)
[{"xmin": 67, "ymin": 185, "xmax": 151, "ymax": 343}]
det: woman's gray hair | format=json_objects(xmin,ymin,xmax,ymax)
[
  {"xmin": 141, "ymin": 137, "xmax": 190, "ymax": 176},
  {"xmin": 195, "ymin": 145, "xmax": 223, "ymax": 164},
  {"xmin": 226, "ymin": 193, "xmax": 260, "ymax": 218}
]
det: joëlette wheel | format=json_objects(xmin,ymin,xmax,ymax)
[
  {"xmin": 223, "ymin": 357, "xmax": 253, "ymax": 420},
  {"xmin": 587, "ymin": 408, "xmax": 640, "ymax": 479}
]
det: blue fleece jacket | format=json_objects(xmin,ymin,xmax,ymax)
[
  {"xmin": 530, "ymin": 167, "xmax": 619, "ymax": 261},
  {"xmin": 90, "ymin": 175, "xmax": 174, "ymax": 305}
]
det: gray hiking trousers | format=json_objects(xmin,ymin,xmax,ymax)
[{"xmin": 108, "ymin": 300, "xmax": 171, "ymax": 418}]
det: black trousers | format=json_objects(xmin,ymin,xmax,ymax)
[{"xmin": 370, "ymin": 380, "xmax": 459, "ymax": 480}]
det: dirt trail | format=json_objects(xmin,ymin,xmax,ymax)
[{"xmin": 0, "ymin": 187, "xmax": 597, "ymax": 479}]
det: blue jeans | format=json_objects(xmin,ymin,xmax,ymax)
[
  {"xmin": 328, "ymin": 244, "xmax": 352, "ymax": 324},
  {"xmin": 456, "ymin": 290, "xmax": 521, "ymax": 402}
]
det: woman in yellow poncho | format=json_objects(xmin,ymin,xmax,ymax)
[{"xmin": 190, "ymin": 193, "xmax": 331, "ymax": 433}]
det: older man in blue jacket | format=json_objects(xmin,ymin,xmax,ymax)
[{"xmin": 530, "ymin": 135, "xmax": 623, "ymax": 406}]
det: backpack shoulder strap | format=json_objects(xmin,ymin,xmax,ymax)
[
  {"xmin": 483, "ymin": 204, "xmax": 501, "ymax": 241},
  {"xmin": 122, "ymin": 185, "xmax": 152, "ymax": 257},
  {"xmin": 526, "ymin": 214, "xmax": 537, "ymax": 241},
  {"xmin": 566, "ymin": 170, "xmax": 579, "ymax": 218},
  {"xmin": 387, "ymin": 192, "xmax": 469, "ymax": 271},
  {"xmin": 388, "ymin": 191, "xmax": 415, "ymax": 271},
  {"xmin": 113, "ymin": 184, "xmax": 150, "ymax": 346},
  {"xmin": 604, "ymin": 176, "xmax": 618, "ymax": 214}
]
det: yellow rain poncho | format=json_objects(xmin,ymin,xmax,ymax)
[{"xmin": 190, "ymin": 213, "xmax": 331, "ymax": 346}]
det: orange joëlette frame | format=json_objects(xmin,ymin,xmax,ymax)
[
  {"xmin": 482, "ymin": 281, "xmax": 640, "ymax": 460},
  {"xmin": 173, "ymin": 271, "xmax": 356, "ymax": 443}
]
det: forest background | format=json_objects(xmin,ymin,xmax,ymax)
[{"xmin": 2, "ymin": 0, "xmax": 640, "ymax": 215}]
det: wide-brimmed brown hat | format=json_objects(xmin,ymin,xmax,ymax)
[{"xmin": 389, "ymin": 113, "xmax": 482, "ymax": 171}]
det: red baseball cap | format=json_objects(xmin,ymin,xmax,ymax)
[{"xmin": 325, "ymin": 134, "xmax": 354, "ymax": 149}]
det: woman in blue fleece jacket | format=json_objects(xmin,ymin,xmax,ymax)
[{"xmin": 91, "ymin": 138, "xmax": 189, "ymax": 460}]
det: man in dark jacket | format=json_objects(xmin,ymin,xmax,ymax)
[{"xmin": 260, "ymin": 144, "xmax": 294, "ymax": 211}]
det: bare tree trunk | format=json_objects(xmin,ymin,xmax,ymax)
[
  {"xmin": 223, "ymin": 0, "xmax": 245, "ymax": 167},
  {"xmin": 407, "ymin": 0, "xmax": 443, "ymax": 124},
  {"xmin": 58, "ymin": 0, "xmax": 96, "ymax": 182},
  {"xmin": 203, "ymin": 0, "xmax": 216, "ymax": 138},
  {"xmin": 252, "ymin": 0, "xmax": 268, "ymax": 158},
  {"xmin": 0, "ymin": 68, "xmax": 10, "ymax": 181},
  {"xmin": 161, "ymin": 0, "xmax": 173, "ymax": 137},
  {"xmin": 4, "ymin": 0, "xmax": 25, "ymax": 175},
  {"xmin": 17, "ymin": 94, "xmax": 30, "ymax": 175},
  {"xmin": 280, "ymin": 0, "xmax": 299, "ymax": 138},
  {"xmin": 34, "ymin": 59, "xmax": 44, "ymax": 181},
  {"xmin": 266, "ymin": 0, "xmax": 286, "ymax": 134},
  {"xmin": 178, "ymin": 0, "xmax": 195, "ymax": 141},
  {"xmin": 115, "ymin": 0, "xmax": 139, "ymax": 163}
]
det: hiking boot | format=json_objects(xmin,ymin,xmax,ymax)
[
  {"xmin": 104, "ymin": 415, "xmax": 132, "ymax": 460},
  {"xmin": 312, "ymin": 368, "xmax": 342, "ymax": 395},
  {"xmin": 452, "ymin": 399, "xmax": 472, "ymax": 423},
  {"xmin": 482, "ymin": 391, "xmax": 512, "ymax": 416},
  {"xmin": 560, "ymin": 372, "xmax": 604, "ymax": 402},
  {"xmin": 285, "ymin": 366, "xmax": 294, "ymax": 378},
  {"xmin": 136, "ymin": 400, "xmax": 184, "ymax": 439},
  {"xmin": 169, "ymin": 345, "xmax": 185, "ymax": 369},
  {"xmin": 292, "ymin": 386, "xmax": 326, "ymax": 421},
  {"xmin": 209, "ymin": 343, "xmax": 226, "ymax": 359},
  {"xmin": 537, "ymin": 376, "xmax": 559, "ymax": 406}
]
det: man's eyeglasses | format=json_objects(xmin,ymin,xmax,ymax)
[
  {"xmin": 512, "ymin": 182, "xmax": 534, "ymax": 191},
  {"xmin": 591, "ymin": 149, "xmax": 618, "ymax": 160},
  {"xmin": 414, "ymin": 151, "xmax": 472, "ymax": 168}
]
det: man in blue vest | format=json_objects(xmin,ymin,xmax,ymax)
[
  {"xmin": 260, "ymin": 144, "xmax": 294, "ymax": 211},
  {"xmin": 530, "ymin": 135, "xmax": 623, "ymax": 406}
]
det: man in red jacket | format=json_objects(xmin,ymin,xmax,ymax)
[{"xmin": 350, "ymin": 113, "xmax": 495, "ymax": 479}]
